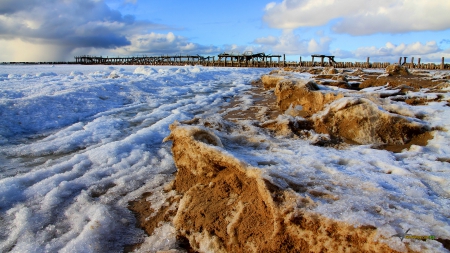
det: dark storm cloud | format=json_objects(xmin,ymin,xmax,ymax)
[
  {"xmin": 0, "ymin": 0, "xmax": 169, "ymax": 49},
  {"xmin": 0, "ymin": 0, "xmax": 39, "ymax": 14}
]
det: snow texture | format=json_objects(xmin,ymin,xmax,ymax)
[{"xmin": 0, "ymin": 65, "xmax": 449, "ymax": 252}]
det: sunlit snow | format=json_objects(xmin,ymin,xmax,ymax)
[
  {"xmin": 0, "ymin": 65, "xmax": 268, "ymax": 252},
  {"xmin": 0, "ymin": 65, "xmax": 449, "ymax": 252}
]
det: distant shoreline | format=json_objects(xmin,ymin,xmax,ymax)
[{"xmin": 2, "ymin": 61, "xmax": 449, "ymax": 71}]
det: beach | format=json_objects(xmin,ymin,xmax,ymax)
[
  {"xmin": 129, "ymin": 66, "xmax": 450, "ymax": 252},
  {"xmin": 0, "ymin": 65, "xmax": 449, "ymax": 252}
]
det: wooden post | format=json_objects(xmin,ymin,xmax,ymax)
[
  {"xmin": 398, "ymin": 57, "xmax": 402, "ymax": 65},
  {"xmin": 366, "ymin": 57, "xmax": 370, "ymax": 68},
  {"xmin": 299, "ymin": 56, "xmax": 302, "ymax": 67},
  {"xmin": 403, "ymin": 57, "xmax": 407, "ymax": 65},
  {"xmin": 283, "ymin": 54, "xmax": 286, "ymax": 67},
  {"xmin": 442, "ymin": 57, "xmax": 445, "ymax": 70},
  {"xmin": 418, "ymin": 58, "xmax": 421, "ymax": 68},
  {"xmin": 320, "ymin": 56, "xmax": 324, "ymax": 67},
  {"xmin": 411, "ymin": 57, "xmax": 414, "ymax": 69}
]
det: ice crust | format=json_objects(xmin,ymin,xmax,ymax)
[
  {"xmin": 0, "ymin": 65, "xmax": 449, "ymax": 252},
  {"xmin": 0, "ymin": 65, "xmax": 268, "ymax": 252}
]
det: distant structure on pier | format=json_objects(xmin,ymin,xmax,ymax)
[
  {"xmin": 3, "ymin": 52, "xmax": 447, "ymax": 70},
  {"xmin": 74, "ymin": 52, "xmax": 284, "ymax": 67},
  {"xmin": 72, "ymin": 53, "xmax": 449, "ymax": 69}
]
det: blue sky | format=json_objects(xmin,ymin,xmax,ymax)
[{"xmin": 0, "ymin": 0, "xmax": 449, "ymax": 63}]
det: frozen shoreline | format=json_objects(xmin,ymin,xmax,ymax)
[
  {"xmin": 0, "ymin": 65, "xmax": 269, "ymax": 252},
  {"xmin": 1, "ymin": 65, "xmax": 449, "ymax": 252},
  {"xmin": 131, "ymin": 66, "xmax": 450, "ymax": 252}
]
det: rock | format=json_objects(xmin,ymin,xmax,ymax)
[
  {"xmin": 108, "ymin": 72, "xmax": 120, "ymax": 79},
  {"xmin": 313, "ymin": 98, "xmax": 429, "ymax": 145},
  {"xmin": 385, "ymin": 64, "xmax": 410, "ymax": 76},
  {"xmin": 261, "ymin": 74, "xmax": 284, "ymax": 89},
  {"xmin": 164, "ymin": 122, "xmax": 402, "ymax": 253},
  {"xmin": 331, "ymin": 75, "xmax": 348, "ymax": 82},
  {"xmin": 351, "ymin": 68, "xmax": 366, "ymax": 76},
  {"xmin": 274, "ymin": 78, "xmax": 343, "ymax": 117},
  {"xmin": 308, "ymin": 68, "xmax": 323, "ymax": 74},
  {"xmin": 321, "ymin": 67, "xmax": 338, "ymax": 75}
]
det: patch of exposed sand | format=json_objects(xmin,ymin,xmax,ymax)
[
  {"xmin": 162, "ymin": 123, "xmax": 403, "ymax": 253},
  {"xmin": 272, "ymin": 78, "xmax": 343, "ymax": 116},
  {"xmin": 312, "ymin": 97, "xmax": 429, "ymax": 145},
  {"xmin": 128, "ymin": 66, "xmax": 450, "ymax": 252},
  {"xmin": 220, "ymin": 80, "xmax": 282, "ymax": 122},
  {"xmin": 259, "ymin": 68, "xmax": 432, "ymax": 147}
]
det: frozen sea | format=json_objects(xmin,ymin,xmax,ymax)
[
  {"xmin": 0, "ymin": 65, "xmax": 269, "ymax": 252},
  {"xmin": 0, "ymin": 65, "xmax": 449, "ymax": 253}
]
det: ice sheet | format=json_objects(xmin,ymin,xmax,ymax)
[
  {"xmin": 1, "ymin": 65, "xmax": 449, "ymax": 252},
  {"xmin": 0, "ymin": 65, "xmax": 268, "ymax": 252}
]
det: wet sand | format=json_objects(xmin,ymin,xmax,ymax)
[{"xmin": 127, "ymin": 66, "xmax": 450, "ymax": 252}]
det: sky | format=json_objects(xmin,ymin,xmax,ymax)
[{"xmin": 0, "ymin": 0, "xmax": 449, "ymax": 63}]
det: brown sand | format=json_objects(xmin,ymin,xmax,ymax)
[
  {"xmin": 272, "ymin": 78, "xmax": 343, "ymax": 116},
  {"xmin": 260, "ymin": 69, "xmax": 432, "ymax": 146},
  {"xmin": 220, "ymin": 80, "xmax": 282, "ymax": 122},
  {"xmin": 359, "ymin": 76, "xmax": 441, "ymax": 90},
  {"xmin": 162, "ymin": 123, "xmax": 403, "ymax": 253},
  {"xmin": 312, "ymin": 98, "xmax": 429, "ymax": 145},
  {"xmin": 127, "ymin": 66, "xmax": 449, "ymax": 252}
]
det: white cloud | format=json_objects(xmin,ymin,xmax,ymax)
[
  {"xmin": 0, "ymin": 0, "xmax": 230, "ymax": 61},
  {"xmin": 253, "ymin": 31, "xmax": 332, "ymax": 55},
  {"xmin": 352, "ymin": 41, "xmax": 440, "ymax": 58},
  {"xmin": 331, "ymin": 41, "xmax": 446, "ymax": 62},
  {"xmin": 0, "ymin": 0, "xmax": 171, "ymax": 61},
  {"xmin": 264, "ymin": 2, "xmax": 276, "ymax": 11},
  {"xmin": 113, "ymin": 32, "xmax": 221, "ymax": 55},
  {"xmin": 263, "ymin": 0, "xmax": 450, "ymax": 35},
  {"xmin": 0, "ymin": 39, "xmax": 73, "ymax": 62},
  {"xmin": 253, "ymin": 35, "xmax": 278, "ymax": 46}
]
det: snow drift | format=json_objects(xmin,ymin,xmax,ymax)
[{"xmin": 163, "ymin": 122, "xmax": 402, "ymax": 253}]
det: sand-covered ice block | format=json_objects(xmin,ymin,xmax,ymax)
[
  {"xmin": 274, "ymin": 78, "xmax": 343, "ymax": 116},
  {"xmin": 164, "ymin": 122, "xmax": 403, "ymax": 253},
  {"xmin": 313, "ymin": 97, "xmax": 429, "ymax": 145}
]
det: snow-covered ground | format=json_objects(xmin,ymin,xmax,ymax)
[
  {"xmin": 0, "ymin": 65, "xmax": 269, "ymax": 252},
  {"xmin": 0, "ymin": 65, "xmax": 449, "ymax": 252}
]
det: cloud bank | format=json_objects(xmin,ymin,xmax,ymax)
[
  {"xmin": 263, "ymin": 0, "xmax": 450, "ymax": 35},
  {"xmin": 115, "ymin": 32, "xmax": 222, "ymax": 56},
  {"xmin": 0, "ymin": 0, "xmax": 219, "ymax": 61},
  {"xmin": 332, "ymin": 41, "xmax": 449, "ymax": 62},
  {"xmin": 253, "ymin": 31, "xmax": 332, "ymax": 55}
]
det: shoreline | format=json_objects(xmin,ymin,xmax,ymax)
[{"xmin": 127, "ymin": 65, "xmax": 450, "ymax": 252}]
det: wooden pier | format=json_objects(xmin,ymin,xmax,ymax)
[
  {"xmin": 3, "ymin": 53, "xmax": 447, "ymax": 70},
  {"xmin": 74, "ymin": 52, "xmax": 284, "ymax": 68},
  {"xmin": 74, "ymin": 54, "xmax": 449, "ymax": 70}
]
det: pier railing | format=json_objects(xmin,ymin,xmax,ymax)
[{"xmin": 2, "ymin": 55, "xmax": 448, "ymax": 70}]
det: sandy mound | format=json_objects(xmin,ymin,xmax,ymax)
[
  {"xmin": 258, "ymin": 72, "xmax": 431, "ymax": 147},
  {"xmin": 359, "ymin": 76, "xmax": 438, "ymax": 90},
  {"xmin": 350, "ymin": 68, "xmax": 366, "ymax": 76},
  {"xmin": 358, "ymin": 64, "xmax": 447, "ymax": 90},
  {"xmin": 163, "ymin": 123, "xmax": 402, "ymax": 253},
  {"xmin": 261, "ymin": 74, "xmax": 285, "ymax": 89},
  {"xmin": 273, "ymin": 79, "xmax": 343, "ymax": 116},
  {"xmin": 321, "ymin": 67, "xmax": 338, "ymax": 75},
  {"xmin": 385, "ymin": 64, "xmax": 410, "ymax": 76},
  {"xmin": 313, "ymin": 98, "xmax": 429, "ymax": 145}
]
